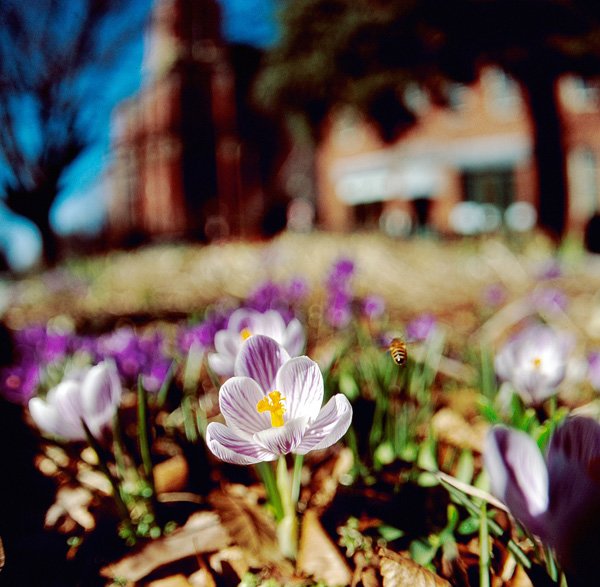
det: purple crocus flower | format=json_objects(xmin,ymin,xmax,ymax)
[
  {"xmin": 28, "ymin": 361, "xmax": 122, "ymax": 441},
  {"xmin": 406, "ymin": 313, "xmax": 437, "ymax": 342},
  {"xmin": 362, "ymin": 295, "xmax": 386, "ymax": 320},
  {"xmin": 96, "ymin": 327, "xmax": 171, "ymax": 391},
  {"xmin": 205, "ymin": 335, "xmax": 353, "ymax": 464},
  {"xmin": 494, "ymin": 324, "xmax": 573, "ymax": 404},
  {"xmin": 208, "ymin": 308, "xmax": 305, "ymax": 378},
  {"xmin": 485, "ymin": 418, "xmax": 600, "ymax": 579},
  {"xmin": 324, "ymin": 258, "xmax": 355, "ymax": 329}
]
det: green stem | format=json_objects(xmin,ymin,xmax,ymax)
[
  {"xmin": 276, "ymin": 456, "xmax": 298, "ymax": 559},
  {"xmin": 137, "ymin": 377, "xmax": 156, "ymax": 497},
  {"xmin": 155, "ymin": 360, "xmax": 176, "ymax": 409},
  {"xmin": 181, "ymin": 395, "xmax": 198, "ymax": 443},
  {"xmin": 479, "ymin": 501, "xmax": 490, "ymax": 587},
  {"xmin": 291, "ymin": 454, "xmax": 304, "ymax": 507},
  {"xmin": 81, "ymin": 419, "xmax": 134, "ymax": 539},
  {"xmin": 111, "ymin": 410, "xmax": 128, "ymax": 481},
  {"xmin": 256, "ymin": 461, "xmax": 284, "ymax": 521}
]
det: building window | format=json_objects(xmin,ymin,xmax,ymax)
[
  {"xmin": 462, "ymin": 168, "xmax": 515, "ymax": 210},
  {"xmin": 481, "ymin": 67, "xmax": 521, "ymax": 118},
  {"xmin": 560, "ymin": 76, "xmax": 600, "ymax": 113},
  {"xmin": 354, "ymin": 201, "xmax": 382, "ymax": 228},
  {"xmin": 568, "ymin": 147, "xmax": 598, "ymax": 220}
]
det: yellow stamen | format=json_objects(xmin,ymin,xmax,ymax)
[
  {"xmin": 256, "ymin": 391, "xmax": 286, "ymax": 428},
  {"xmin": 532, "ymin": 357, "xmax": 542, "ymax": 369},
  {"xmin": 240, "ymin": 328, "xmax": 252, "ymax": 340}
]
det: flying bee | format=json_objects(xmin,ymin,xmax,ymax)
[{"xmin": 388, "ymin": 337, "xmax": 408, "ymax": 367}]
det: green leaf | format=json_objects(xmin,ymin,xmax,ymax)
[
  {"xmin": 410, "ymin": 539, "xmax": 438, "ymax": 566},
  {"xmin": 458, "ymin": 516, "xmax": 480, "ymax": 535},
  {"xmin": 378, "ymin": 525, "xmax": 405, "ymax": 542},
  {"xmin": 455, "ymin": 449, "xmax": 474, "ymax": 484}
]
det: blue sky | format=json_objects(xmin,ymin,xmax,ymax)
[{"xmin": 0, "ymin": 0, "xmax": 280, "ymax": 271}]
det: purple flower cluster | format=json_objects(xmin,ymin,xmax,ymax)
[
  {"xmin": 1, "ymin": 324, "xmax": 173, "ymax": 404},
  {"xmin": 245, "ymin": 278, "xmax": 308, "ymax": 323},
  {"xmin": 406, "ymin": 313, "xmax": 437, "ymax": 342},
  {"xmin": 96, "ymin": 327, "xmax": 171, "ymax": 393},
  {"xmin": 0, "ymin": 325, "xmax": 95, "ymax": 404},
  {"xmin": 325, "ymin": 258, "xmax": 355, "ymax": 329}
]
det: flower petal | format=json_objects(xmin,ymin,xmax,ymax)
[
  {"xmin": 276, "ymin": 357, "xmax": 323, "ymax": 421},
  {"xmin": 251, "ymin": 310, "xmax": 286, "ymax": 341},
  {"xmin": 234, "ymin": 334, "xmax": 290, "ymax": 391},
  {"xmin": 29, "ymin": 397, "xmax": 63, "ymax": 438},
  {"xmin": 219, "ymin": 376, "xmax": 271, "ymax": 435},
  {"xmin": 81, "ymin": 362, "xmax": 121, "ymax": 415},
  {"xmin": 30, "ymin": 382, "xmax": 86, "ymax": 440},
  {"xmin": 294, "ymin": 394, "xmax": 353, "ymax": 454},
  {"xmin": 206, "ymin": 422, "xmax": 276, "ymax": 465},
  {"xmin": 226, "ymin": 308, "xmax": 252, "ymax": 333},
  {"xmin": 484, "ymin": 426, "xmax": 549, "ymax": 536},
  {"xmin": 547, "ymin": 417, "xmax": 600, "ymax": 475},
  {"xmin": 253, "ymin": 416, "xmax": 308, "ymax": 455},
  {"xmin": 284, "ymin": 318, "xmax": 306, "ymax": 357},
  {"xmin": 213, "ymin": 330, "xmax": 241, "ymax": 358},
  {"xmin": 208, "ymin": 352, "xmax": 235, "ymax": 377}
]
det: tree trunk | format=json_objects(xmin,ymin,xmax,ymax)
[
  {"xmin": 34, "ymin": 211, "xmax": 60, "ymax": 267},
  {"xmin": 521, "ymin": 70, "xmax": 568, "ymax": 240},
  {"xmin": 6, "ymin": 184, "xmax": 60, "ymax": 267}
]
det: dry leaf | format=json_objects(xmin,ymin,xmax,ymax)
[
  {"xmin": 147, "ymin": 575, "xmax": 193, "ymax": 587},
  {"xmin": 379, "ymin": 548, "xmax": 450, "ymax": 587},
  {"xmin": 100, "ymin": 511, "xmax": 230, "ymax": 582},
  {"xmin": 307, "ymin": 447, "xmax": 354, "ymax": 512},
  {"xmin": 297, "ymin": 509, "xmax": 352, "ymax": 587},
  {"xmin": 188, "ymin": 567, "xmax": 217, "ymax": 587},
  {"xmin": 208, "ymin": 546, "xmax": 249, "ymax": 579},
  {"xmin": 154, "ymin": 455, "xmax": 189, "ymax": 494},
  {"xmin": 45, "ymin": 485, "xmax": 95, "ymax": 531},
  {"xmin": 209, "ymin": 484, "xmax": 281, "ymax": 567},
  {"xmin": 431, "ymin": 408, "xmax": 488, "ymax": 452}
]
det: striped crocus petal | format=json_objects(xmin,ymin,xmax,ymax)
[
  {"xmin": 295, "ymin": 394, "xmax": 353, "ymax": 455},
  {"xmin": 234, "ymin": 334, "xmax": 290, "ymax": 391},
  {"xmin": 544, "ymin": 417, "xmax": 600, "ymax": 577},
  {"xmin": 283, "ymin": 318, "xmax": 306, "ymax": 357},
  {"xmin": 29, "ymin": 381, "xmax": 87, "ymax": 441},
  {"xmin": 206, "ymin": 422, "xmax": 277, "ymax": 464},
  {"xmin": 219, "ymin": 376, "xmax": 271, "ymax": 435},
  {"xmin": 275, "ymin": 356, "xmax": 323, "ymax": 421},
  {"xmin": 81, "ymin": 362, "xmax": 122, "ymax": 438},
  {"xmin": 253, "ymin": 416, "xmax": 308, "ymax": 455},
  {"xmin": 208, "ymin": 330, "xmax": 242, "ymax": 376},
  {"xmin": 249, "ymin": 310, "xmax": 287, "ymax": 341},
  {"xmin": 484, "ymin": 426, "xmax": 549, "ymax": 537}
]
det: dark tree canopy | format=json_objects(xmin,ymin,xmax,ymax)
[
  {"xmin": 257, "ymin": 0, "xmax": 600, "ymax": 238},
  {"xmin": 0, "ymin": 0, "xmax": 150, "ymax": 265}
]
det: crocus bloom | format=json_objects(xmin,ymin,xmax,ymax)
[
  {"xmin": 28, "ymin": 361, "xmax": 122, "ymax": 441},
  {"xmin": 484, "ymin": 418, "xmax": 600, "ymax": 579},
  {"xmin": 494, "ymin": 324, "xmax": 573, "ymax": 404},
  {"xmin": 208, "ymin": 308, "xmax": 305, "ymax": 377},
  {"xmin": 406, "ymin": 313, "xmax": 437, "ymax": 342},
  {"xmin": 362, "ymin": 295, "xmax": 386, "ymax": 320},
  {"xmin": 205, "ymin": 335, "xmax": 352, "ymax": 464}
]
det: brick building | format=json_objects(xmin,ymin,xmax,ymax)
[
  {"xmin": 109, "ymin": 0, "xmax": 291, "ymax": 244},
  {"xmin": 316, "ymin": 68, "xmax": 600, "ymax": 237}
]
